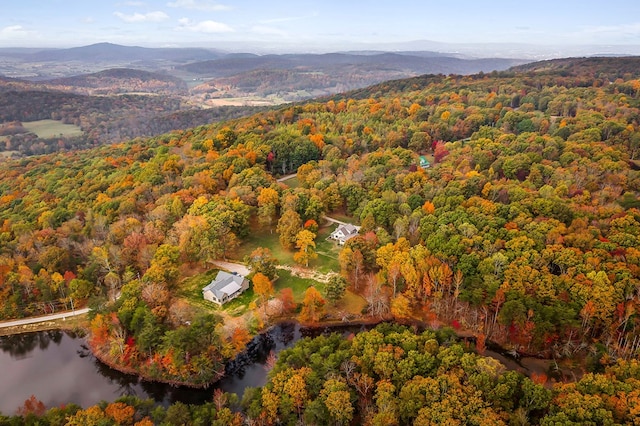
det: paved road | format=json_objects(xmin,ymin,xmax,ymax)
[{"xmin": 0, "ymin": 307, "xmax": 90, "ymax": 329}]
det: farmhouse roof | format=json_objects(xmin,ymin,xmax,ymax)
[
  {"xmin": 203, "ymin": 271, "xmax": 246, "ymax": 300},
  {"xmin": 338, "ymin": 224, "xmax": 358, "ymax": 235}
]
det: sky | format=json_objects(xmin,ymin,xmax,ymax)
[{"xmin": 2, "ymin": 0, "xmax": 640, "ymax": 52}]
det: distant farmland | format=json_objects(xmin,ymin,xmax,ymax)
[{"xmin": 22, "ymin": 120, "xmax": 83, "ymax": 138}]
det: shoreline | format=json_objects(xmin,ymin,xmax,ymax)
[
  {"xmin": 88, "ymin": 340, "xmax": 224, "ymax": 389},
  {"xmin": 0, "ymin": 315, "xmax": 89, "ymax": 337},
  {"xmin": 1, "ymin": 312, "xmax": 584, "ymax": 388},
  {"xmin": 85, "ymin": 317, "xmax": 389, "ymax": 390}
]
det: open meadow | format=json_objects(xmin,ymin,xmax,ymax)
[{"xmin": 22, "ymin": 119, "xmax": 83, "ymax": 138}]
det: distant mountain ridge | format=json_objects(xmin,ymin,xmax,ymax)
[
  {"xmin": 25, "ymin": 42, "xmax": 222, "ymax": 63},
  {"xmin": 179, "ymin": 51, "xmax": 525, "ymax": 78}
]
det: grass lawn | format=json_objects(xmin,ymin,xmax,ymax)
[
  {"xmin": 177, "ymin": 269, "xmax": 259, "ymax": 317},
  {"xmin": 282, "ymin": 176, "xmax": 300, "ymax": 188},
  {"xmin": 233, "ymin": 226, "xmax": 296, "ymax": 266},
  {"xmin": 324, "ymin": 211, "xmax": 358, "ymax": 225},
  {"xmin": 274, "ymin": 269, "xmax": 325, "ymax": 303},
  {"xmin": 220, "ymin": 289, "xmax": 256, "ymax": 317},
  {"xmin": 313, "ymin": 225, "xmax": 341, "ymax": 273},
  {"xmin": 235, "ymin": 222, "xmax": 342, "ymax": 275},
  {"xmin": 22, "ymin": 119, "xmax": 83, "ymax": 138},
  {"xmin": 177, "ymin": 269, "xmax": 219, "ymax": 310},
  {"xmin": 177, "ymin": 267, "xmax": 326, "ymax": 313},
  {"xmin": 332, "ymin": 289, "xmax": 367, "ymax": 315}
]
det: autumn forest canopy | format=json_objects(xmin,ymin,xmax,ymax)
[{"xmin": 1, "ymin": 56, "xmax": 640, "ymax": 423}]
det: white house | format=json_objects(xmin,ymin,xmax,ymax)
[
  {"xmin": 330, "ymin": 223, "xmax": 359, "ymax": 245},
  {"xmin": 203, "ymin": 271, "xmax": 249, "ymax": 305}
]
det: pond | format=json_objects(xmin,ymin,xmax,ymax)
[
  {"xmin": 0, "ymin": 323, "xmax": 367, "ymax": 415},
  {"xmin": 0, "ymin": 322, "xmax": 567, "ymax": 415}
]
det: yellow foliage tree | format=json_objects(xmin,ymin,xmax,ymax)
[
  {"xmin": 293, "ymin": 229, "xmax": 317, "ymax": 267},
  {"xmin": 253, "ymin": 272, "xmax": 274, "ymax": 315},
  {"xmin": 299, "ymin": 286, "xmax": 325, "ymax": 323}
]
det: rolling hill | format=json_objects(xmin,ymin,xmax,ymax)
[
  {"xmin": 1, "ymin": 55, "xmax": 640, "ymax": 423},
  {"xmin": 44, "ymin": 68, "xmax": 189, "ymax": 95}
]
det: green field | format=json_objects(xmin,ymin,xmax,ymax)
[
  {"xmin": 324, "ymin": 211, "xmax": 357, "ymax": 224},
  {"xmin": 274, "ymin": 269, "xmax": 325, "ymax": 303},
  {"xmin": 315, "ymin": 225, "xmax": 341, "ymax": 273},
  {"xmin": 177, "ymin": 264, "xmax": 326, "ymax": 317},
  {"xmin": 22, "ymin": 120, "xmax": 83, "ymax": 138},
  {"xmin": 234, "ymin": 223, "xmax": 342, "ymax": 273},
  {"xmin": 234, "ymin": 226, "xmax": 295, "ymax": 265},
  {"xmin": 281, "ymin": 176, "xmax": 301, "ymax": 188},
  {"xmin": 177, "ymin": 268, "xmax": 256, "ymax": 317}
]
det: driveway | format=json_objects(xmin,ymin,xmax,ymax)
[
  {"xmin": 323, "ymin": 215, "xmax": 361, "ymax": 229},
  {"xmin": 276, "ymin": 173, "xmax": 297, "ymax": 183},
  {"xmin": 211, "ymin": 260, "xmax": 250, "ymax": 276}
]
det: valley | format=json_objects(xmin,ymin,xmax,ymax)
[{"xmin": 0, "ymin": 43, "xmax": 527, "ymax": 158}]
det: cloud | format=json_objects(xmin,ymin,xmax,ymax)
[
  {"xmin": 167, "ymin": 0, "xmax": 230, "ymax": 11},
  {"xmin": 177, "ymin": 18, "xmax": 234, "ymax": 33},
  {"xmin": 113, "ymin": 11, "xmax": 169, "ymax": 23},
  {"xmin": 81, "ymin": 17, "xmax": 95, "ymax": 24},
  {"xmin": 0, "ymin": 25, "xmax": 32, "ymax": 39}
]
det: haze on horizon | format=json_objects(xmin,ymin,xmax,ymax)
[{"xmin": 2, "ymin": 0, "xmax": 640, "ymax": 56}]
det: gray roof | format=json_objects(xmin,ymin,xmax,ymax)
[
  {"xmin": 337, "ymin": 224, "xmax": 358, "ymax": 236},
  {"xmin": 203, "ymin": 271, "xmax": 246, "ymax": 300}
]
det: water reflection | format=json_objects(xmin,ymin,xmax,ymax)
[
  {"xmin": 0, "ymin": 329, "xmax": 66, "ymax": 359},
  {"xmin": 0, "ymin": 324, "xmax": 317, "ymax": 414},
  {"xmin": 0, "ymin": 322, "xmax": 556, "ymax": 415}
]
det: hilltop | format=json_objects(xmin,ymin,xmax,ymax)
[
  {"xmin": 509, "ymin": 56, "xmax": 640, "ymax": 78},
  {"xmin": 0, "ymin": 54, "xmax": 639, "ymax": 422}
]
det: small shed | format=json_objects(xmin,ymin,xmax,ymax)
[{"xmin": 419, "ymin": 155, "xmax": 431, "ymax": 169}]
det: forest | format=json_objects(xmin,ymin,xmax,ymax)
[
  {"xmin": 0, "ymin": 56, "xmax": 640, "ymax": 422},
  {"xmin": 5, "ymin": 324, "xmax": 640, "ymax": 424},
  {"xmin": 0, "ymin": 80, "xmax": 268, "ymax": 155}
]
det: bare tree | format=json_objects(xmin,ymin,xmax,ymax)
[{"xmin": 364, "ymin": 274, "xmax": 389, "ymax": 318}]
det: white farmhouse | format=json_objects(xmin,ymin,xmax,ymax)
[
  {"xmin": 203, "ymin": 271, "xmax": 249, "ymax": 305},
  {"xmin": 329, "ymin": 223, "xmax": 359, "ymax": 245}
]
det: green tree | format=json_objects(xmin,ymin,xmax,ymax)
[
  {"xmin": 325, "ymin": 275, "xmax": 347, "ymax": 305},
  {"xmin": 245, "ymin": 247, "xmax": 278, "ymax": 280},
  {"xmin": 144, "ymin": 244, "xmax": 180, "ymax": 287}
]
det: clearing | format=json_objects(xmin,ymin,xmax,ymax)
[{"xmin": 22, "ymin": 119, "xmax": 83, "ymax": 138}]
